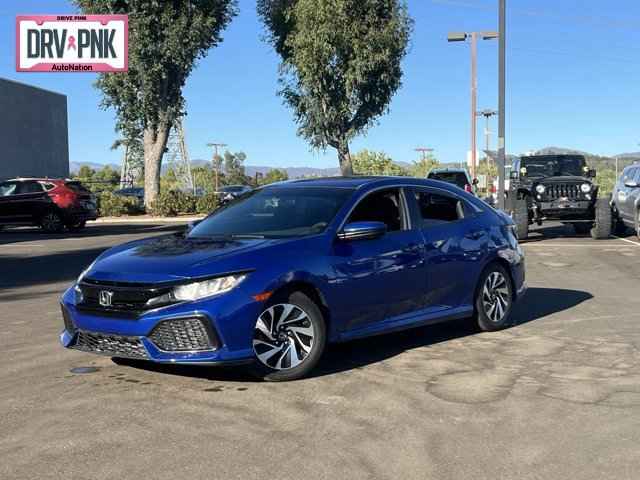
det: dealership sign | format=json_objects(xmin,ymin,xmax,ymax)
[{"xmin": 16, "ymin": 15, "xmax": 128, "ymax": 72}]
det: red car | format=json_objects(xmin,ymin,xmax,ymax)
[{"xmin": 0, "ymin": 178, "xmax": 97, "ymax": 232}]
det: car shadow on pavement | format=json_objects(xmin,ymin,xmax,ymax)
[{"xmin": 112, "ymin": 287, "xmax": 592, "ymax": 382}]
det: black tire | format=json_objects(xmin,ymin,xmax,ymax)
[
  {"xmin": 572, "ymin": 223, "xmax": 592, "ymax": 235},
  {"xmin": 67, "ymin": 220, "xmax": 86, "ymax": 232},
  {"xmin": 40, "ymin": 211, "xmax": 64, "ymax": 233},
  {"xmin": 249, "ymin": 291, "xmax": 326, "ymax": 381},
  {"xmin": 513, "ymin": 198, "xmax": 529, "ymax": 240},
  {"xmin": 590, "ymin": 198, "xmax": 612, "ymax": 240},
  {"xmin": 474, "ymin": 263, "xmax": 514, "ymax": 332}
]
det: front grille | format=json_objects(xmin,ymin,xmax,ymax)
[
  {"xmin": 544, "ymin": 183, "xmax": 580, "ymax": 200},
  {"xmin": 73, "ymin": 331, "xmax": 149, "ymax": 359},
  {"xmin": 76, "ymin": 279, "xmax": 173, "ymax": 317},
  {"xmin": 148, "ymin": 317, "xmax": 217, "ymax": 352}
]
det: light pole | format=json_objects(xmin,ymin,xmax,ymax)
[
  {"xmin": 477, "ymin": 109, "xmax": 498, "ymax": 162},
  {"xmin": 415, "ymin": 147, "xmax": 434, "ymax": 162},
  {"xmin": 448, "ymin": 31, "xmax": 498, "ymax": 182},
  {"xmin": 497, "ymin": 0, "xmax": 507, "ymax": 210},
  {"xmin": 207, "ymin": 142, "xmax": 227, "ymax": 193}
]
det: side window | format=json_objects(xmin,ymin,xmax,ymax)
[
  {"xmin": 17, "ymin": 182, "xmax": 44, "ymax": 194},
  {"xmin": 0, "ymin": 183, "xmax": 17, "ymax": 197},
  {"xmin": 348, "ymin": 188, "xmax": 404, "ymax": 232},
  {"xmin": 40, "ymin": 182, "xmax": 56, "ymax": 191},
  {"xmin": 633, "ymin": 168, "xmax": 640, "ymax": 183},
  {"xmin": 414, "ymin": 190, "xmax": 465, "ymax": 227}
]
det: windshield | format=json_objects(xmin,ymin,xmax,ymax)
[
  {"xmin": 520, "ymin": 156, "xmax": 587, "ymax": 177},
  {"xmin": 189, "ymin": 187, "xmax": 354, "ymax": 239},
  {"xmin": 428, "ymin": 172, "xmax": 469, "ymax": 188}
]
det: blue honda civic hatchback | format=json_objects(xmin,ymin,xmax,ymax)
[{"xmin": 61, "ymin": 177, "xmax": 526, "ymax": 381}]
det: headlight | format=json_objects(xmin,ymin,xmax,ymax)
[
  {"xmin": 146, "ymin": 274, "xmax": 247, "ymax": 307},
  {"xmin": 580, "ymin": 183, "xmax": 592, "ymax": 193},
  {"xmin": 535, "ymin": 184, "xmax": 546, "ymax": 194}
]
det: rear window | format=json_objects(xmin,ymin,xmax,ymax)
[
  {"xmin": 65, "ymin": 182, "xmax": 91, "ymax": 194},
  {"xmin": 428, "ymin": 172, "xmax": 469, "ymax": 189}
]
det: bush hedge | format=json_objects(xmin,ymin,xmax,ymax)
[
  {"xmin": 196, "ymin": 193, "xmax": 220, "ymax": 215},
  {"xmin": 98, "ymin": 192, "xmax": 143, "ymax": 217},
  {"xmin": 150, "ymin": 190, "xmax": 198, "ymax": 217}
]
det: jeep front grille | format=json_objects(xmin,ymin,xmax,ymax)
[
  {"xmin": 73, "ymin": 331, "xmax": 149, "ymax": 359},
  {"xmin": 544, "ymin": 183, "xmax": 580, "ymax": 200},
  {"xmin": 148, "ymin": 317, "xmax": 217, "ymax": 352}
]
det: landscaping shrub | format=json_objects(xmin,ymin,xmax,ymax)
[
  {"xmin": 97, "ymin": 191, "xmax": 143, "ymax": 217},
  {"xmin": 151, "ymin": 190, "xmax": 197, "ymax": 217},
  {"xmin": 196, "ymin": 193, "xmax": 220, "ymax": 215}
]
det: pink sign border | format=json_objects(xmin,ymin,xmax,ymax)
[{"xmin": 16, "ymin": 14, "xmax": 128, "ymax": 73}]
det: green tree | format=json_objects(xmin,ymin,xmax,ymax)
[
  {"xmin": 352, "ymin": 149, "xmax": 407, "ymax": 176},
  {"xmin": 223, "ymin": 151, "xmax": 248, "ymax": 185},
  {"xmin": 261, "ymin": 168, "xmax": 289, "ymax": 185},
  {"xmin": 74, "ymin": 165, "xmax": 120, "ymax": 194},
  {"xmin": 410, "ymin": 154, "xmax": 440, "ymax": 178},
  {"xmin": 258, "ymin": 0, "xmax": 412, "ymax": 176},
  {"xmin": 75, "ymin": 0, "xmax": 237, "ymax": 207}
]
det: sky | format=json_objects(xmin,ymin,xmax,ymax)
[{"xmin": 1, "ymin": 0, "xmax": 639, "ymax": 170}]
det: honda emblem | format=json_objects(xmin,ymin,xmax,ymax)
[{"xmin": 98, "ymin": 290, "xmax": 114, "ymax": 307}]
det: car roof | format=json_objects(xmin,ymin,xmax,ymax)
[
  {"xmin": 5, "ymin": 177, "xmax": 67, "ymax": 182},
  {"xmin": 262, "ymin": 175, "xmax": 468, "ymax": 193}
]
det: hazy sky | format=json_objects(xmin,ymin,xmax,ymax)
[{"xmin": 2, "ymin": 0, "xmax": 639, "ymax": 169}]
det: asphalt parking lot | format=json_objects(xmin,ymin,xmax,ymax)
[{"xmin": 1, "ymin": 222, "xmax": 640, "ymax": 480}]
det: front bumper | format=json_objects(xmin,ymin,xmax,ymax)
[
  {"xmin": 536, "ymin": 200, "xmax": 593, "ymax": 220},
  {"xmin": 60, "ymin": 285, "xmax": 261, "ymax": 365}
]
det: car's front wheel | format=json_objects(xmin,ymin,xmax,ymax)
[
  {"xmin": 250, "ymin": 291, "xmax": 326, "ymax": 381},
  {"xmin": 475, "ymin": 263, "xmax": 514, "ymax": 332}
]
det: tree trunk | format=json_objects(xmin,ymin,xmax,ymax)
[
  {"xmin": 337, "ymin": 139, "xmax": 354, "ymax": 176},
  {"xmin": 142, "ymin": 120, "xmax": 171, "ymax": 208}
]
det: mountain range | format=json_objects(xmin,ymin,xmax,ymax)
[{"xmin": 69, "ymin": 148, "xmax": 640, "ymax": 178}]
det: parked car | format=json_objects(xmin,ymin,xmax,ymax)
[
  {"xmin": 611, "ymin": 163, "xmax": 640, "ymax": 238},
  {"xmin": 427, "ymin": 168, "xmax": 474, "ymax": 193},
  {"xmin": 510, "ymin": 154, "xmax": 610, "ymax": 240},
  {"xmin": 113, "ymin": 187, "xmax": 144, "ymax": 205},
  {"xmin": 0, "ymin": 178, "xmax": 97, "ymax": 232},
  {"xmin": 60, "ymin": 176, "xmax": 526, "ymax": 381}
]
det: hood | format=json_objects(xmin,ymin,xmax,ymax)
[
  {"xmin": 85, "ymin": 233, "xmax": 276, "ymax": 283},
  {"xmin": 532, "ymin": 175, "xmax": 591, "ymax": 184}
]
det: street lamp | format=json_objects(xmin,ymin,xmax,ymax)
[
  {"xmin": 477, "ymin": 109, "xmax": 498, "ymax": 161},
  {"xmin": 448, "ymin": 31, "xmax": 498, "ymax": 181}
]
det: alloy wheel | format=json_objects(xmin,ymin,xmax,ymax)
[
  {"xmin": 41, "ymin": 213, "xmax": 62, "ymax": 232},
  {"xmin": 481, "ymin": 271, "xmax": 511, "ymax": 323},
  {"xmin": 252, "ymin": 303, "xmax": 315, "ymax": 370}
]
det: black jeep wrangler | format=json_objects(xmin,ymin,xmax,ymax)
[{"xmin": 510, "ymin": 154, "xmax": 611, "ymax": 240}]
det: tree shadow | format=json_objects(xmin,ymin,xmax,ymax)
[{"xmin": 112, "ymin": 287, "xmax": 592, "ymax": 382}]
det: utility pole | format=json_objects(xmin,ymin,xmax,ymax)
[
  {"xmin": 415, "ymin": 147, "xmax": 434, "ymax": 162},
  {"xmin": 497, "ymin": 0, "xmax": 507, "ymax": 211},
  {"xmin": 207, "ymin": 142, "xmax": 227, "ymax": 193},
  {"xmin": 477, "ymin": 109, "xmax": 498, "ymax": 163},
  {"xmin": 448, "ymin": 31, "xmax": 498, "ymax": 182}
]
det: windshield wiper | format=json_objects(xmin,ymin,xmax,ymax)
[{"xmin": 230, "ymin": 234, "xmax": 265, "ymax": 239}]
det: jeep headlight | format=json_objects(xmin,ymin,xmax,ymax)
[
  {"xmin": 535, "ymin": 184, "xmax": 546, "ymax": 194},
  {"xmin": 580, "ymin": 183, "xmax": 592, "ymax": 193},
  {"xmin": 146, "ymin": 274, "xmax": 247, "ymax": 307}
]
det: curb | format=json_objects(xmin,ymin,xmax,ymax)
[{"xmin": 89, "ymin": 216, "xmax": 205, "ymax": 224}]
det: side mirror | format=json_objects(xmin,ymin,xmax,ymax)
[
  {"xmin": 624, "ymin": 180, "xmax": 639, "ymax": 189},
  {"xmin": 337, "ymin": 221, "xmax": 387, "ymax": 241},
  {"xmin": 587, "ymin": 169, "xmax": 596, "ymax": 178}
]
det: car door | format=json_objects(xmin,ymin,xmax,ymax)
[
  {"xmin": 0, "ymin": 182, "xmax": 19, "ymax": 224},
  {"xmin": 331, "ymin": 187, "xmax": 426, "ymax": 331},
  {"xmin": 617, "ymin": 167, "xmax": 637, "ymax": 224},
  {"xmin": 13, "ymin": 181, "xmax": 51, "ymax": 223},
  {"xmin": 409, "ymin": 187, "xmax": 488, "ymax": 310},
  {"xmin": 627, "ymin": 168, "xmax": 640, "ymax": 225}
]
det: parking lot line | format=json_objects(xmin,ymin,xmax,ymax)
[{"xmin": 612, "ymin": 235, "xmax": 640, "ymax": 247}]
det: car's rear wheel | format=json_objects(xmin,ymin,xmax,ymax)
[
  {"xmin": 475, "ymin": 263, "xmax": 514, "ymax": 332},
  {"xmin": 250, "ymin": 291, "xmax": 326, "ymax": 381},
  {"xmin": 67, "ymin": 220, "xmax": 86, "ymax": 232},
  {"xmin": 590, "ymin": 198, "xmax": 612, "ymax": 240},
  {"xmin": 40, "ymin": 212, "xmax": 64, "ymax": 233}
]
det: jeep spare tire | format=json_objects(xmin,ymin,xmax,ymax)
[
  {"xmin": 513, "ymin": 199, "xmax": 529, "ymax": 240},
  {"xmin": 591, "ymin": 198, "xmax": 612, "ymax": 240}
]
